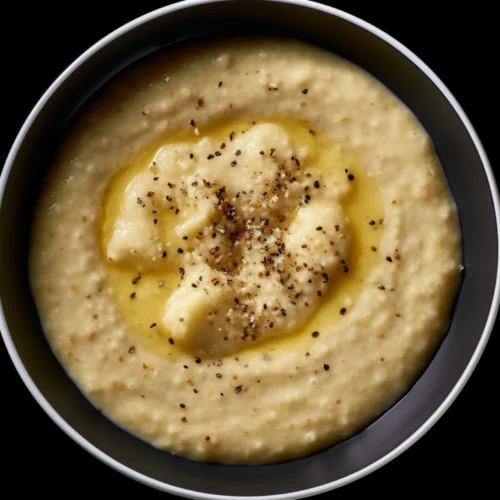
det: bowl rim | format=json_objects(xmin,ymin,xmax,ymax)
[{"xmin": 1, "ymin": 0, "xmax": 498, "ymax": 498}]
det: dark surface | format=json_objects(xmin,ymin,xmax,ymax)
[{"xmin": 0, "ymin": 0, "xmax": 498, "ymax": 497}]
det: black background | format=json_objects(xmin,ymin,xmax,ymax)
[{"xmin": 1, "ymin": 1, "xmax": 497, "ymax": 497}]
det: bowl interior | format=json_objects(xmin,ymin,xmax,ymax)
[{"xmin": 0, "ymin": 0, "xmax": 496, "ymax": 496}]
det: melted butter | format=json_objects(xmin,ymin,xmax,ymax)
[{"xmin": 100, "ymin": 118, "xmax": 384, "ymax": 360}]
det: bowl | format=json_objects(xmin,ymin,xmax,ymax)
[{"xmin": 1, "ymin": 0, "xmax": 498, "ymax": 498}]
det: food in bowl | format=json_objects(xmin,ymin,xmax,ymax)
[{"xmin": 29, "ymin": 37, "xmax": 461, "ymax": 464}]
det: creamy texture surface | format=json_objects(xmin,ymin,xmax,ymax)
[{"xmin": 30, "ymin": 38, "xmax": 461, "ymax": 463}]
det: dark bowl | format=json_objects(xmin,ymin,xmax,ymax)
[{"xmin": 0, "ymin": 0, "xmax": 498, "ymax": 498}]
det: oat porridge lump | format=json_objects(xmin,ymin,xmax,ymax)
[{"xmin": 29, "ymin": 38, "xmax": 461, "ymax": 464}]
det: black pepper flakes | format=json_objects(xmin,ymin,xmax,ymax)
[
  {"xmin": 340, "ymin": 308, "xmax": 346, "ymax": 315},
  {"xmin": 235, "ymin": 149, "xmax": 242, "ymax": 156},
  {"xmin": 302, "ymin": 88, "xmax": 309, "ymax": 94},
  {"xmin": 190, "ymin": 119, "xmax": 196, "ymax": 127},
  {"xmin": 168, "ymin": 338, "xmax": 174, "ymax": 345},
  {"xmin": 162, "ymin": 251, "xmax": 167, "ymax": 258},
  {"xmin": 231, "ymin": 160, "xmax": 237, "ymax": 167},
  {"xmin": 216, "ymin": 373, "xmax": 222, "ymax": 378},
  {"xmin": 316, "ymin": 226, "xmax": 323, "ymax": 231},
  {"xmin": 218, "ymin": 81, "xmax": 223, "ymax": 87},
  {"xmin": 386, "ymin": 256, "xmax": 393, "ymax": 262},
  {"xmin": 348, "ymin": 174, "xmax": 355, "ymax": 181},
  {"xmin": 179, "ymin": 403, "xmax": 186, "ymax": 408},
  {"xmin": 150, "ymin": 323, "xmax": 157, "ymax": 328},
  {"xmin": 369, "ymin": 220, "xmax": 375, "ymax": 226},
  {"xmin": 314, "ymin": 180, "xmax": 320, "ymax": 189},
  {"xmin": 178, "ymin": 248, "xmax": 184, "ymax": 254},
  {"xmin": 234, "ymin": 385, "xmax": 242, "ymax": 393},
  {"xmin": 207, "ymin": 154, "xmax": 214, "ymax": 160},
  {"xmin": 128, "ymin": 346, "xmax": 135, "ymax": 353},
  {"xmin": 195, "ymin": 357, "xmax": 202, "ymax": 364},
  {"xmin": 130, "ymin": 292, "xmax": 136, "ymax": 299},
  {"xmin": 323, "ymin": 363, "xmax": 330, "ymax": 371},
  {"xmin": 312, "ymin": 331, "xmax": 320, "ymax": 338}
]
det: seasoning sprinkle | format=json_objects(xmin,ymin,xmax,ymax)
[
  {"xmin": 234, "ymin": 385, "xmax": 242, "ymax": 393},
  {"xmin": 323, "ymin": 363, "xmax": 330, "ymax": 371},
  {"xmin": 179, "ymin": 403, "xmax": 186, "ymax": 408},
  {"xmin": 314, "ymin": 180, "xmax": 320, "ymax": 189},
  {"xmin": 340, "ymin": 308, "xmax": 346, "ymax": 315},
  {"xmin": 130, "ymin": 292, "xmax": 136, "ymax": 299},
  {"xmin": 128, "ymin": 346, "xmax": 135, "ymax": 353},
  {"xmin": 312, "ymin": 331, "xmax": 320, "ymax": 338},
  {"xmin": 302, "ymin": 88, "xmax": 309, "ymax": 94}
]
